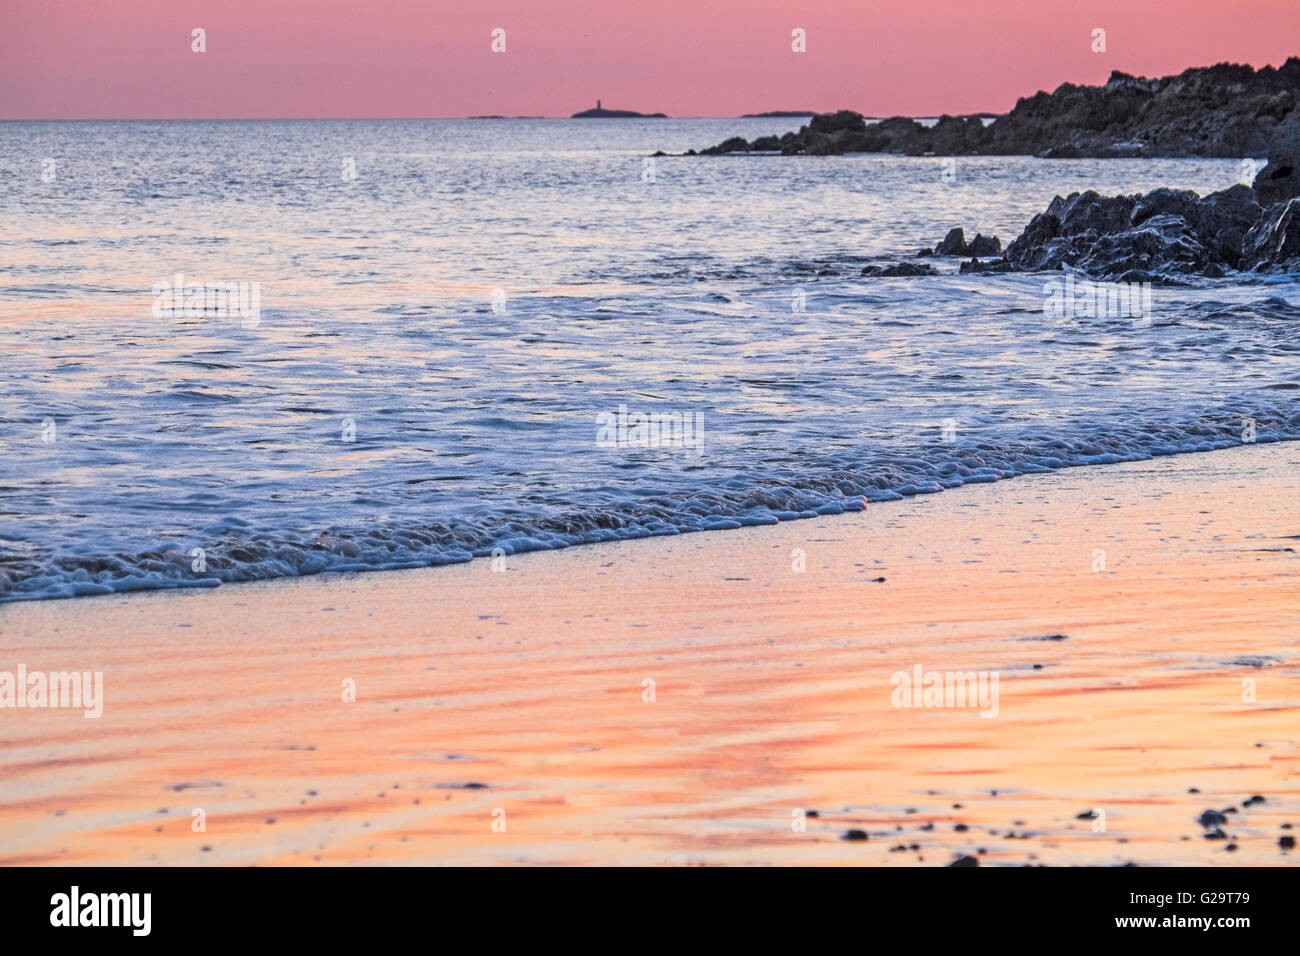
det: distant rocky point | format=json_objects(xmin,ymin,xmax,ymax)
[
  {"xmin": 572, "ymin": 99, "xmax": 667, "ymax": 119},
  {"xmin": 741, "ymin": 111, "xmax": 816, "ymax": 118},
  {"xmin": 697, "ymin": 59, "xmax": 1300, "ymax": 157}
]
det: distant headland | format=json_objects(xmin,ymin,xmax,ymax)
[
  {"xmin": 697, "ymin": 58, "xmax": 1300, "ymax": 158},
  {"xmin": 571, "ymin": 99, "xmax": 667, "ymax": 118}
]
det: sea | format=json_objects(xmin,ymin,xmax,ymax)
[{"xmin": 0, "ymin": 118, "xmax": 1296, "ymax": 600}]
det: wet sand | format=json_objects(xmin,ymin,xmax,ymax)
[{"xmin": 1, "ymin": 442, "xmax": 1297, "ymax": 866}]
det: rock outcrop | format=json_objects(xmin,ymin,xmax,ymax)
[
  {"xmin": 933, "ymin": 228, "xmax": 1002, "ymax": 257},
  {"xmin": 948, "ymin": 186, "xmax": 1300, "ymax": 281},
  {"xmin": 698, "ymin": 59, "xmax": 1300, "ymax": 158},
  {"xmin": 1253, "ymin": 111, "xmax": 1300, "ymax": 204},
  {"xmin": 1242, "ymin": 198, "xmax": 1300, "ymax": 269}
]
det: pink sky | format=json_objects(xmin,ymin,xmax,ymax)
[{"xmin": 2, "ymin": 0, "xmax": 1297, "ymax": 119}]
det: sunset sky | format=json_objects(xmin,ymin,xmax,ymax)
[{"xmin": 2, "ymin": 0, "xmax": 1297, "ymax": 119}]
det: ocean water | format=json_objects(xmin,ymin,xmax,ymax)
[{"xmin": 0, "ymin": 119, "xmax": 1297, "ymax": 601}]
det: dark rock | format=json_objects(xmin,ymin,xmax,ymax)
[
  {"xmin": 841, "ymin": 829, "xmax": 869, "ymax": 841},
  {"xmin": 1243, "ymin": 198, "xmax": 1300, "ymax": 270},
  {"xmin": 809, "ymin": 110, "xmax": 868, "ymax": 136},
  {"xmin": 948, "ymin": 855, "xmax": 980, "ymax": 867},
  {"xmin": 1254, "ymin": 111, "xmax": 1300, "ymax": 205},
  {"xmin": 986, "ymin": 61, "xmax": 1300, "ymax": 158},
  {"xmin": 1198, "ymin": 809, "xmax": 1228, "ymax": 828},
  {"xmin": 702, "ymin": 136, "xmax": 750, "ymax": 155},
  {"xmin": 997, "ymin": 185, "xmax": 1290, "ymax": 280},
  {"xmin": 1280, "ymin": 836, "xmax": 1296, "ymax": 849},
  {"xmin": 1131, "ymin": 188, "xmax": 1201, "ymax": 226},
  {"xmin": 1190, "ymin": 185, "xmax": 1264, "ymax": 267},
  {"xmin": 966, "ymin": 234, "xmax": 1002, "ymax": 256},
  {"xmin": 1204, "ymin": 828, "xmax": 1228, "ymax": 840},
  {"xmin": 861, "ymin": 262, "xmax": 938, "ymax": 277},
  {"xmin": 936, "ymin": 227, "xmax": 966, "ymax": 255}
]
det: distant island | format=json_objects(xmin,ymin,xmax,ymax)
[
  {"xmin": 571, "ymin": 99, "xmax": 667, "ymax": 118},
  {"xmin": 741, "ymin": 111, "xmax": 816, "ymax": 118}
]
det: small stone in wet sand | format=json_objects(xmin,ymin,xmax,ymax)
[
  {"xmin": 1197, "ymin": 809, "xmax": 1227, "ymax": 828},
  {"xmin": 841, "ymin": 829, "xmax": 868, "ymax": 841},
  {"xmin": 1279, "ymin": 836, "xmax": 1296, "ymax": 850},
  {"xmin": 948, "ymin": 855, "xmax": 979, "ymax": 867}
]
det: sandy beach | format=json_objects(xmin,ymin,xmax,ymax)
[{"xmin": 1, "ymin": 442, "xmax": 1297, "ymax": 866}]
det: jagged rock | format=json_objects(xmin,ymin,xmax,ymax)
[
  {"xmin": 966, "ymin": 234, "xmax": 1002, "ymax": 257},
  {"xmin": 985, "ymin": 185, "xmax": 1289, "ymax": 280},
  {"xmin": 1254, "ymin": 111, "xmax": 1300, "ymax": 204},
  {"xmin": 1190, "ymin": 185, "xmax": 1265, "ymax": 267},
  {"xmin": 935, "ymin": 227, "xmax": 966, "ymax": 255},
  {"xmin": 934, "ymin": 228, "xmax": 1001, "ymax": 257},
  {"xmin": 1242, "ymin": 198, "xmax": 1300, "ymax": 270}
]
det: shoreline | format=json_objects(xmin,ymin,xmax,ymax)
[
  {"xmin": 1, "ymin": 441, "xmax": 1297, "ymax": 865},
  {"xmin": 5, "ymin": 437, "xmax": 1297, "ymax": 606}
]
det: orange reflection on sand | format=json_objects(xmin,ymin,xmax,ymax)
[{"xmin": 0, "ymin": 443, "xmax": 1296, "ymax": 865}]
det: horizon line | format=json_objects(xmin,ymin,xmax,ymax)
[{"xmin": 0, "ymin": 112, "xmax": 999, "ymax": 123}]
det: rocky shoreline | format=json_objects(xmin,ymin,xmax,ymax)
[
  {"xmin": 857, "ymin": 111, "xmax": 1300, "ymax": 283},
  {"xmin": 869, "ymin": 188, "xmax": 1299, "ymax": 284},
  {"xmin": 694, "ymin": 60, "xmax": 1299, "ymax": 158}
]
